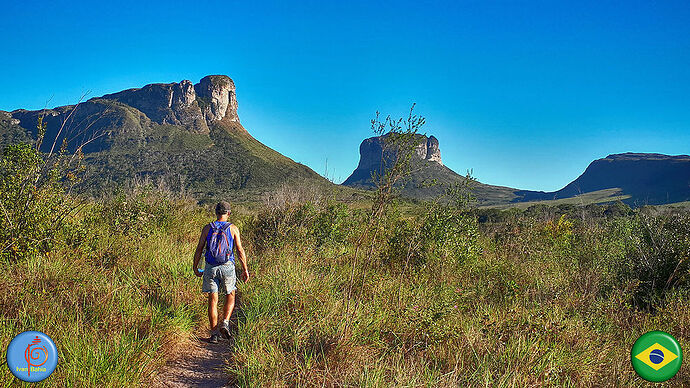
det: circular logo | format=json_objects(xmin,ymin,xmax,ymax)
[
  {"xmin": 631, "ymin": 330, "xmax": 682, "ymax": 382},
  {"xmin": 5, "ymin": 331, "xmax": 58, "ymax": 382}
]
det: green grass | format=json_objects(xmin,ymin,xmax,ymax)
[
  {"xmin": 226, "ymin": 199, "xmax": 690, "ymax": 386},
  {"xmin": 2, "ymin": 187, "xmax": 689, "ymax": 386},
  {"xmin": 0, "ymin": 196, "xmax": 210, "ymax": 387}
]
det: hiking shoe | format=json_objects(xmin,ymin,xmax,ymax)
[
  {"xmin": 220, "ymin": 320, "xmax": 231, "ymax": 339},
  {"xmin": 209, "ymin": 333, "xmax": 219, "ymax": 344}
]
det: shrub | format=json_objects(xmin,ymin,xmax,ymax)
[
  {"xmin": 622, "ymin": 212, "xmax": 690, "ymax": 309},
  {"xmin": 420, "ymin": 204, "xmax": 479, "ymax": 266},
  {"xmin": 0, "ymin": 143, "xmax": 76, "ymax": 262},
  {"xmin": 251, "ymin": 202, "xmax": 319, "ymax": 253},
  {"xmin": 312, "ymin": 202, "xmax": 354, "ymax": 246}
]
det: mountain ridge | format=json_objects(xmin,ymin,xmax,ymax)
[
  {"xmin": 2, "ymin": 77, "xmax": 688, "ymax": 206},
  {"xmin": 513, "ymin": 152, "xmax": 690, "ymax": 206},
  {"xmin": 1, "ymin": 75, "xmax": 327, "ymax": 200},
  {"xmin": 343, "ymin": 134, "xmax": 690, "ymax": 207}
]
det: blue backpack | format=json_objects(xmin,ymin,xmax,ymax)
[{"xmin": 205, "ymin": 221, "xmax": 235, "ymax": 265}]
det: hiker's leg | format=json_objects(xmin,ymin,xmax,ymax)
[
  {"xmin": 222, "ymin": 290, "xmax": 235, "ymax": 322},
  {"xmin": 220, "ymin": 263, "xmax": 237, "ymax": 322},
  {"xmin": 208, "ymin": 292, "xmax": 219, "ymax": 332}
]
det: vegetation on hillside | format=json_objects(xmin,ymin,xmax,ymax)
[
  {"xmin": 1, "ymin": 115, "xmax": 689, "ymax": 386},
  {"xmin": 0, "ymin": 134, "xmax": 209, "ymax": 385},
  {"xmin": 5, "ymin": 96, "xmax": 327, "ymax": 203},
  {"xmin": 224, "ymin": 191, "xmax": 689, "ymax": 386}
]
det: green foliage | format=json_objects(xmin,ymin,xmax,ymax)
[
  {"xmin": 145, "ymin": 124, "xmax": 213, "ymax": 151},
  {"xmin": 543, "ymin": 214, "xmax": 574, "ymax": 251},
  {"xmin": 382, "ymin": 205, "xmax": 479, "ymax": 270},
  {"xmin": 67, "ymin": 188, "xmax": 175, "ymax": 268},
  {"xmin": 233, "ymin": 198, "xmax": 690, "ymax": 386},
  {"xmin": 250, "ymin": 200, "xmax": 362, "ymax": 253},
  {"xmin": 369, "ymin": 104, "xmax": 426, "ymax": 214},
  {"xmin": 0, "ymin": 113, "xmax": 32, "ymax": 148},
  {"xmin": 100, "ymin": 188, "xmax": 174, "ymax": 237},
  {"xmin": 2, "ymin": 175, "xmax": 690, "ymax": 386},
  {"xmin": 251, "ymin": 202, "xmax": 317, "ymax": 253},
  {"xmin": 1, "ymin": 104, "xmax": 688, "ymax": 385},
  {"xmin": 0, "ymin": 142, "xmax": 76, "ymax": 262},
  {"xmin": 619, "ymin": 212, "xmax": 690, "ymax": 310},
  {"xmin": 0, "ymin": 191, "xmax": 203, "ymax": 386},
  {"xmin": 83, "ymin": 123, "xmax": 324, "ymax": 202},
  {"xmin": 312, "ymin": 202, "xmax": 354, "ymax": 246},
  {"xmin": 420, "ymin": 204, "xmax": 479, "ymax": 265}
]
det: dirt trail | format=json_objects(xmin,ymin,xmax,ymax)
[{"xmin": 152, "ymin": 330, "xmax": 235, "ymax": 388}]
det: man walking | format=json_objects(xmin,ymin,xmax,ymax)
[{"xmin": 193, "ymin": 201, "xmax": 250, "ymax": 343}]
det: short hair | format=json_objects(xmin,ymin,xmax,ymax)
[{"xmin": 215, "ymin": 201, "xmax": 231, "ymax": 216}]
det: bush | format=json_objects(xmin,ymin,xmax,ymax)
[
  {"xmin": 0, "ymin": 143, "xmax": 75, "ymax": 262},
  {"xmin": 312, "ymin": 202, "xmax": 354, "ymax": 247},
  {"xmin": 622, "ymin": 212, "xmax": 690, "ymax": 309},
  {"xmin": 251, "ymin": 202, "xmax": 318, "ymax": 253},
  {"xmin": 420, "ymin": 204, "xmax": 479, "ymax": 266}
]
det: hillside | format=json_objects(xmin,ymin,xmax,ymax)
[
  {"xmin": 1, "ymin": 75, "xmax": 327, "ymax": 200},
  {"xmin": 343, "ymin": 133, "xmax": 690, "ymax": 207},
  {"xmin": 513, "ymin": 153, "xmax": 690, "ymax": 206}
]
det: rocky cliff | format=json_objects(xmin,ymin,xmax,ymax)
[
  {"xmin": 343, "ymin": 134, "xmax": 443, "ymax": 186},
  {"xmin": 99, "ymin": 75, "xmax": 239, "ymax": 132},
  {"xmin": 343, "ymin": 133, "xmax": 520, "ymax": 205},
  {"xmin": 342, "ymin": 133, "xmax": 690, "ymax": 207},
  {"xmin": 1, "ymin": 75, "xmax": 324, "ymax": 199},
  {"xmin": 9, "ymin": 75, "xmax": 242, "ymax": 153}
]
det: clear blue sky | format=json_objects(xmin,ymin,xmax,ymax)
[{"xmin": 1, "ymin": 0, "xmax": 689, "ymax": 191}]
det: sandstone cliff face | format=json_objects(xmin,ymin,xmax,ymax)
[
  {"xmin": 422, "ymin": 135, "xmax": 442, "ymax": 165},
  {"xmin": 9, "ymin": 75, "xmax": 241, "ymax": 152},
  {"xmin": 194, "ymin": 75, "xmax": 239, "ymax": 122},
  {"xmin": 99, "ymin": 75, "xmax": 239, "ymax": 133},
  {"xmin": 343, "ymin": 133, "xmax": 443, "ymax": 186}
]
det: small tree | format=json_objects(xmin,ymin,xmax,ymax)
[
  {"xmin": 0, "ymin": 105, "xmax": 98, "ymax": 262},
  {"xmin": 343, "ymin": 105, "xmax": 426, "ymax": 333},
  {"xmin": 369, "ymin": 104, "xmax": 426, "ymax": 218}
]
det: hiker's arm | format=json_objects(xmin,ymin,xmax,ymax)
[
  {"xmin": 231, "ymin": 225, "xmax": 250, "ymax": 282},
  {"xmin": 192, "ymin": 225, "xmax": 209, "ymax": 277}
]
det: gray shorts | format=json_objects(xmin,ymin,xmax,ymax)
[{"xmin": 202, "ymin": 262, "xmax": 237, "ymax": 294}]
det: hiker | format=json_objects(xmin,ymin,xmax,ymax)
[{"xmin": 192, "ymin": 201, "xmax": 250, "ymax": 344}]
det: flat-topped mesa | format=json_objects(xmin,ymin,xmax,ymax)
[
  {"xmin": 600, "ymin": 152, "xmax": 690, "ymax": 162},
  {"xmin": 98, "ymin": 75, "xmax": 239, "ymax": 132},
  {"xmin": 343, "ymin": 133, "xmax": 444, "ymax": 186},
  {"xmin": 359, "ymin": 133, "xmax": 443, "ymax": 169},
  {"xmin": 514, "ymin": 152, "xmax": 690, "ymax": 205}
]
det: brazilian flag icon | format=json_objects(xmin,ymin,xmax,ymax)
[{"xmin": 631, "ymin": 331, "xmax": 683, "ymax": 382}]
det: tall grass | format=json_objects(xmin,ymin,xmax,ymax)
[
  {"xmin": 1, "ymin": 174, "xmax": 688, "ymax": 386},
  {"xmin": 228, "ymin": 199, "xmax": 690, "ymax": 387},
  {"xmin": 0, "ymin": 188, "xmax": 211, "ymax": 387}
]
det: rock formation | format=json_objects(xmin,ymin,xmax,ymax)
[
  {"xmin": 2, "ymin": 75, "xmax": 324, "ymax": 199},
  {"xmin": 194, "ymin": 75, "xmax": 239, "ymax": 122},
  {"xmin": 99, "ymin": 75, "xmax": 239, "ymax": 133},
  {"xmin": 8, "ymin": 75, "xmax": 242, "ymax": 152},
  {"xmin": 421, "ymin": 135, "xmax": 442, "ymax": 165},
  {"xmin": 343, "ymin": 133, "xmax": 444, "ymax": 187}
]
